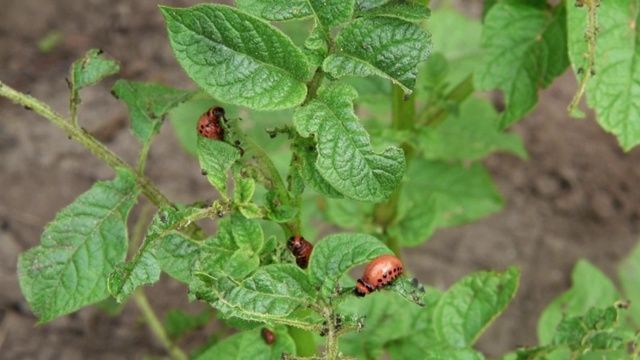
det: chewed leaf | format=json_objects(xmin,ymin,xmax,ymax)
[
  {"xmin": 323, "ymin": 17, "xmax": 431, "ymax": 95},
  {"xmin": 112, "ymin": 80, "xmax": 197, "ymax": 144},
  {"xmin": 161, "ymin": 5, "xmax": 310, "ymax": 110},
  {"xmin": 294, "ymin": 83, "xmax": 405, "ymax": 202},
  {"xmin": 17, "ymin": 168, "xmax": 138, "ymax": 322},
  {"xmin": 308, "ymin": 233, "xmax": 392, "ymax": 298},
  {"xmin": 568, "ymin": 0, "xmax": 640, "ymax": 150},
  {"xmin": 197, "ymin": 136, "xmax": 241, "ymax": 197},
  {"xmin": 71, "ymin": 48, "xmax": 119, "ymax": 90}
]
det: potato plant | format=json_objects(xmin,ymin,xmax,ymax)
[{"xmin": 1, "ymin": 0, "xmax": 639, "ymax": 359}]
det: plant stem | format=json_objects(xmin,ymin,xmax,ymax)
[
  {"xmin": 133, "ymin": 290, "xmax": 188, "ymax": 360},
  {"xmin": 421, "ymin": 74, "xmax": 475, "ymax": 128},
  {"xmin": 137, "ymin": 142, "xmax": 152, "ymax": 174},
  {"xmin": 373, "ymin": 85, "xmax": 416, "ymax": 256},
  {"xmin": 0, "ymin": 81, "xmax": 170, "ymax": 205}
]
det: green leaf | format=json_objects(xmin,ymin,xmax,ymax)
[
  {"xmin": 308, "ymin": 233, "xmax": 392, "ymax": 298},
  {"xmin": 475, "ymin": 2, "xmax": 568, "ymax": 128},
  {"xmin": 294, "ymin": 83, "xmax": 405, "ymax": 202},
  {"xmin": 17, "ymin": 168, "xmax": 139, "ymax": 322},
  {"xmin": 389, "ymin": 347, "xmax": 485, "ymax": 360},
  {"xmin": 234, "ymin": 0, "xmax": 311, "ymax": 21},
  {"xmin": 109, "ymin": 250, "xmax": 160, "ymax": 303},
  {"xmin": 618, "ymin": 240, "xmax": 640, "ymax": 326},
  {"xmin": 197, "ymin": 136, "xmax": 241, "ymax": 197},
  {"xmin": 538, "ymin": 260, "xmax": 620, "ymax": 345},
  {"xmin": 322, "ymin": 198, "xmax": 374, "ymax": 230},
  {"xmin": 161, "ymin": 5, "xmax": 310, "ymax": 110},
  {"xmin": 193, "ymin": 327, "xmax": 295, "ymax": 360},
  {"xmin": 416, "ymin": 98, "xmax": 527, "ymax": 161},
  {"xmin": 424, "ymin": 8, "xmax": 483, "ymax": 90},
  {"xmin": 552, "ymin": 305, "xmax": 624, "ymax": 349},
  {"xmin": 264, "ymin": 190, "xmax": 298, "ymax": 223},
  {"xmin": 406, "ymin": 159, "xmax": 503, "ymax": 227},
  {"xmin": 294, "ymin": 138, "xmax": 344, "ymax": 199},
  {"xmin": 225, "ymin": 250, "xmax": 260, "ymax": 280},
  {"xmin": 358, "ymin": 1, "xmax": 430, "ymax": 22},
  {"xmin": 155, "ymin": 232, "xmax": 200, "ymax": 283},
  {"xmin": 339, "ymin": 293, "xmax": 415, "ymax": 358},
  {"xmin": 323, "ymin": 17, "xmax": 431, "ymax": 95},
  {"xmin": 111, "ymin": 80, "xmax": 197, "ymax": 144},
  {"xmin": 432, "ymin": 267, "xmax": 520, "ymax": 348},
  {"xmin": 165, "ymin": 308, "xmax": 211, "ymax": 339},
  {"xmin": 196, "ymin": 222, "xmax": 238, "ymax": 276},
  {"xmin": 70, "ymin": 48, "xmax": 119, "ymax": 90},
  {"xmin": 568, "ymin": 0, "xmax": 640, "ymax": 150},
  {"xmin": 238, "ymin": 203, "xmax": 264, "ymax": 219},
  {"xmin": 388, "ymin": 192, "xmax": 438, "ymax": 247},
  {"xmin": 310, "ymin": 0, "xmax": 354, "ymax": 28},
  {"xmin": 233, "ymin": 164, "xmax": 255, "ymax": 205},
  {"xmin": 236, "ymin": 0, "xmax": 353, "ymax": 27},
  {"xmin": 343, "ymin": 286, "xmax": 444, "ymax": 359},
  {"xmin": 200, "ymin": 264, "xmax": 316, "ymax": 323},
  {"xmin": 229, "ymin": 213, "xmax": 263, "ymax": 253}
]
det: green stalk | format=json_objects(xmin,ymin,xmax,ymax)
[
  {"xmin": 373, "ymin": 85, "xmax": 416, "ymax": 256},
  {"xmin": 421, "ymin": 74, "xmax": 474, "ymax": 128},
  {"xmin": 133, "ymin": 290, "xmax": 188, "ymax": 360},
  {"xmin": 0, "ymin": 80, "xmax": 206, "ymax": 239},
  {"xmin": 0, "ymin": 81, "xmax": 169, "ymax": 207}
]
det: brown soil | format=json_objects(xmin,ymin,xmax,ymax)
[{"xmin": 1, "ymin": 1, "xmax": 639, "ymax": 359}]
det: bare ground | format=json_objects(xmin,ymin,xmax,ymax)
[{"xmin": 1, "ymin": 1, "xmax": 639, "ymax": 359}]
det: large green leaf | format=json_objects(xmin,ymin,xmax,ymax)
[
  {"xmin": 432, "ymin": 267, "xmax": 520, "ymax": 348},
  {"xmin": 161, "ymin": 5, "xmax": 310, "ymax": 110},
  {"xmin": 475, "ymin": 1, "xmax": 568, "ymax": 128},
  {"xmin": 323, "ymin": 16, "xmax": 431, "ymax": 95},
  {"xmin": 112, "ymin": 80, "xmax": 196, "ymax": 144},
  {"xmin": 294, "ymin": 83, "xmax": 405, "ymax": 202},
  {"xmin": 17, "ymin": 169, "xmax": 139, "ymax": 322},
  {"xmin": 568, "ymin": 0, "xmax": 640, "ymax": 150}
]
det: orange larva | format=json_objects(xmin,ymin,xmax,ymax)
[
  {"xmin": 355, "ymin": 254, "xmax": 403, "ymax": 297},
  {"xmin": 287, "ymin": 235, "xmax": 313, "ymax": 269},
  {"xmin": 196, "ymin": 106, "xmax": 225, "ymax": 140}
]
